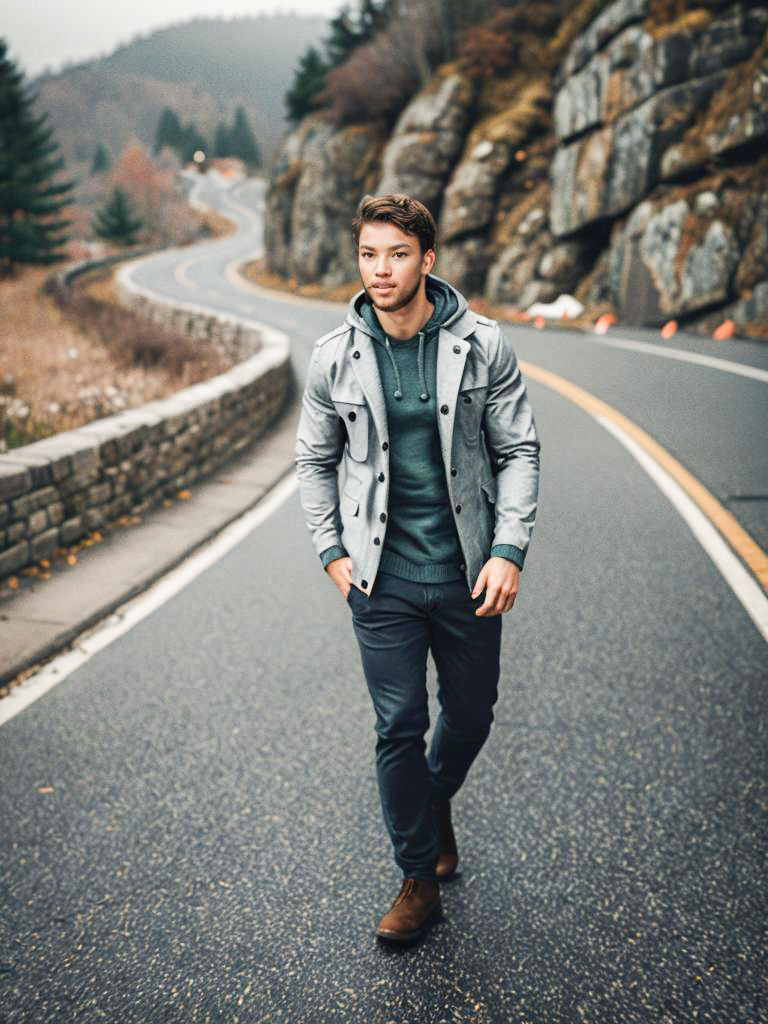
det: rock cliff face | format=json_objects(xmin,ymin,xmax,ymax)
[{"xmin": 265, "ymin": 0, "xmax": 768, "ymax": 334}]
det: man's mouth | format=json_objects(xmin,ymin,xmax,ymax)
[{"xmin": 373, "ymin": 284, "xmax": 394, "ymax": 290}]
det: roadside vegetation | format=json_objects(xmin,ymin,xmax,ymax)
[{"xmin": 0, "ymin": 264, "xmax": 235, "ymax": 451}]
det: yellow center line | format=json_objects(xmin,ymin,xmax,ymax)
[{"xmin": 520, "ymin": 360, "xmax": 768, "ymax": 588}]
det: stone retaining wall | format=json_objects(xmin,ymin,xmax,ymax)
[{"xmin": 0, "ymin": 255, "xmax": 292, "ymax": 582}]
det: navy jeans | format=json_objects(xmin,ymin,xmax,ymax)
[{"xmin": 347, "ymin": 571, "xmax": 502, "ymax": 883}]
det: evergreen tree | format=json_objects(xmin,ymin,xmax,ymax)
[
  {"xmin": 325, "ymin": 1, "xmax": 393, "ymax": 64},
  {"xmin": 213, "ymin": 121, "xmax": 231, "ymax": 158},
  {"xmin": 153, "ymin": 107, "xmax": 182, "ymax": 155},
  {"xmin": 0, "ymin": 37, "xmax": 76, "ymax": 277},
  {"xmin": 90, "ymin": 143, "xmax": 110, "ymax": 174},
  {"xmin": 325, "ymin": 4, "xmax": 359, "ymax": 66},
  {"xmin": 91, "ymin": 185, "xmax": 143, "ymax": 246},
  {"xmin": 230, "ymin": 106, "xmax": 261, "ymax": 167},
  {"xmin": 177, "ymin": 121, "xmax": 208, "ymax": 164},
  {"xmin": 285, "ymin": 2, "xmax": 394, "ymax": 123},
  {"xmin": 357, "ymin": 0, "xmax": 393, "ymax": 46},
  {"xmin": 285, "ymin": 45, "xmax": 328, "ymax": 123}
]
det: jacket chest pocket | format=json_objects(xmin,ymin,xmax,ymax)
[
  {"xmin": 457, "ymin": 385, "xmax": 487, "ymax": 442},
  {"xmin": 334, "ymin": 401, "xmax": 369, "ymax": 462},
  {"xmin": 456, "ymin": 358, "xmax": 488, "ymax": 442}
]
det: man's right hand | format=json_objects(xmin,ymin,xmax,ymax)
[{"xmin": 325, "ymin": 555, "xmax": 354, "ymax": 599}]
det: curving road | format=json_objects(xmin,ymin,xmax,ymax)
[{"xmin": 1, "ymin": 171, "xmax": 766, "ymax": 1023}]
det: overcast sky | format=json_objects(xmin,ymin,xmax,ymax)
[{"xmin": 4, "ymin": 0, "xmax": 345, "ymax": 78}]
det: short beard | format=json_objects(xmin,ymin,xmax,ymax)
[{"xmin": 366, "ymin": 275, "xmax": 422, "ymax": 314}]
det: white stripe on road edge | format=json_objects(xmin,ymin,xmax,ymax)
[
  {"xmin": 589, "ymin": 335, "xmax": 768, "ymax": 384},
  {"xmin": 0, "ymin": 473, "xmax": 299, "ymax": 728},
  {"xmin": 598, "ymin": 416, "xmax": 768, "ymax": 643}
]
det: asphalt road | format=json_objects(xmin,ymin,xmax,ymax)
[{"xmin": 1, "ymin": 173, "xmax": 766, "ymax": 1023}]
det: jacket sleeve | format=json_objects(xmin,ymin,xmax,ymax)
[
  {"xmin": 295, "ymin": 344, "xmax": 347, "ymax": 563},
  {"xmin": 482, "ymin": 325, "xmax": 540, "ymax": 568}
]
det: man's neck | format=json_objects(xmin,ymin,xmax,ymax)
[{"xmin": 375, "ymin": 288, "xmax": 434, "ymax": 341}]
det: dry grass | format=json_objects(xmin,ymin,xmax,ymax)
[
  {"xmin": 649, "ymin": 8, "xmax": 713, "ymax": 40},
  {"xmin": 695, "ymin": 31, "xmax": 768, "ymax": 131},
  {"xmin": 646, "ymin": 0, "xmax": 729, "ymax": 36},
  {"xmin": 0, "ymin": 263, "xmax": 233, "ymax": 451},
  {"xmin": 547, "ymin": 0, "xmax": 610, "ymax": 69},
  {"xmin": 468, "ymin": 79, "xmax": 552, "ymax": 149}
]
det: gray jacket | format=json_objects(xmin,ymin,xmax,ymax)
[{"xmin": 295, "ymin": 274, "xmax": 540, "ymax": 598}]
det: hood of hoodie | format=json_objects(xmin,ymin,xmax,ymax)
[
  {"xmin": 348, "ymin": 274, "xmax": 465, "ymax": 402},
  {"xmin": 347, "ymin": 272, "xmax": 466, "ymax": 343}
]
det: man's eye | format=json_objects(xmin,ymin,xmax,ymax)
[{"xmin": 394, "ymin": 252, "xmax": 406, "ymax": 258}]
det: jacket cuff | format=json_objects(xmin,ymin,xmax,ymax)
[
  {"xmin": 490, "ymin": 544, "xmax": 525, "ymax": 570},
  {"xmin": 320, "ymin": 545, "xmax": 348, "ymax": 569}
]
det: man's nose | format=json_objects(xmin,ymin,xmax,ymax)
[{"xmin": 374, "ymin": 259, "xmax": 391, "ymax": 276}]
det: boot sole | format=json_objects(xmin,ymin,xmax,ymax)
[{"xmin": 375, "ymin": 903, "xmax": 443, "ymax": 944}]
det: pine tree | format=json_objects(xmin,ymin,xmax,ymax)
[
  {"xmin": 153, "ymin": 107, "xmax": 183, "ymax": 155},
  {"xmin": 285, "ymin": 2, "xmax": 394, "ymax": 124},
  {"xmin": 325, "ymin": 4, "xmax": 359, "ymax": 66},
  {"xmin": 286, "ymin": 46, "xmax": 328, "ymax": 123},
  {"xmin": 229, "ymin": 106, "xmax": 261, "ymax": 167},
  {"xmin": 91, "ymin": 185, "xmax": 143, "ymax": 246},
  {"xmin": 90, "ymin": 143, "xmax": 110, "ymax": 175},
  {"xmin": 177, "ymin": 121, "xmax": 208, "ymax": 164},
  {"xmin": 214, "ymin": 121, "xmax": 231, "ymax": 158},
  {"xmin": 0, "ymin": 37, "xmax": 76, "ymax": 277}
]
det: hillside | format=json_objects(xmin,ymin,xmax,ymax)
[
  {"xmin": 30, "ymin": 14, "xmax": 328, "ymax": 185},
  {"xmin": 264, "ymin": 0, "xmax": 768, "ymax": 337}
]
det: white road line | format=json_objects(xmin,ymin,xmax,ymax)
[
  {"xmin": 589, "ymin": 335, "xmax": 768, "ymax": 383},
  {"xmin": 0, "ymin": 473, "xmax": 299, "ymax": 728},
  {"xmin": 598, "ymin": 415, "xmax": 768, "ymax": 643}
]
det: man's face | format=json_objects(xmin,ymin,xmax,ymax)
[{"xmin": 357, "ymin": 221, "xmax": 435, "ymax": 314}]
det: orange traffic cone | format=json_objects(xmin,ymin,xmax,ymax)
[
  {"xmin": 594, "ymin": 313, "xmax": 617, "ymax": 335},
  {"xmin": 713, "ymin": 320, "xmax": 735, "ymax": 341},
  {"xmin": 534, "ymin": 315, "xmax": 545, "ymax": 329},
  {"xmin": 661, "ymin": 320, "xmax": 678, "ymax": 339}
]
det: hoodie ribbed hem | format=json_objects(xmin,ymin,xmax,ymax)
[
  {"xmin": 379, "ymin": 549, "xmax": 464, "ymax": 583},
  {"xmin": 490, "ymin": 543, "xmax": 525, "ymax": 570}
]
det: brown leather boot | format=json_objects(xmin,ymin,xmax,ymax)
[
  {"xmin": 432, "ymin": 799, "xmax": 459, "ymax": 879},
  {"xmin": 375, "ymin": 878, "xmax": 442, "ymax": 943}
]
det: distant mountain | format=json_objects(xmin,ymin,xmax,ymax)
[{"xmin": 30, "ymin": 14, "xmax": 328, "ymax": 179}]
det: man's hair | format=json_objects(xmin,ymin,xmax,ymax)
[{"xmin": 352, "ymin": 194, "xmax": 437, "ymax": 255}]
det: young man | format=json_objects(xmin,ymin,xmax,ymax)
[{"xmin": 295, "ymin": 194, "xmax": 540, "ymax": 944}]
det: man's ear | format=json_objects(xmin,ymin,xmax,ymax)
[{"xmin": 423, "ymin": 248, "xmax": 436, "ymax": 275}]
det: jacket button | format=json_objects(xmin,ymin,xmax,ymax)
[
  {"xmin": 455, "ymin": 504, "xmax": 462, "ymax": 513},
  {"xmin": 453, "ymin": 345, "xmax": 461, "ymax": 354},
  {"xmin": 459, "ymin": 563, "xmax": 466, "ymax": 572},
  {"xmin": 463, "ymin": 395, "xmax": 472, "ymax": 403},
  {"xmin": 361, "ymin": 579, "xmax": 368, "ymax": 588},
  {"xmin": 348, "ymin": 411, "xmax": 356, "ymax": 421},
  {"xmin": 450, "ymin": 467, "xmax": 457, "ymax": 476},
  {"xmin": 378, "ymin": 472, "xmax": 385, "ymax": 482},
  {"xmin": 374, "ymin": 537, "xmax": 380, "ymax": 545},
  {"xmin": 440, "ymin": 404, "xmax": 449, "ymax": 415},
  {"xmin": 379, "ymin": 512, "xmax": 387, "ymax": 522},
  {"xmin": 353, "ymin": 350, "xmax": 360, "ymax": 359},
  {"xmin": 382, "ymin": 442, "xmax": 388, "ymax": 450}
]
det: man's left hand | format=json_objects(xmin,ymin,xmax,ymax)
[{"xmin": 471, "ymin": 557, "xmax": 520, "ymax": 616}]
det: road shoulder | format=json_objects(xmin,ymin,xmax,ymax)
[{"xmin": 0, "ymin": 403, "xmax": 299, "ymax": 690}]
